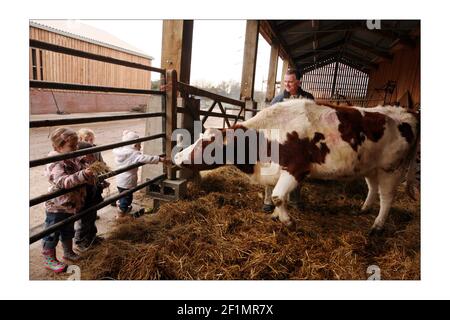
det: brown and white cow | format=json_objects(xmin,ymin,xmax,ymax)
[{"xmin": 174, "ymin": 99, "xmax": 419, "ymax": 234}]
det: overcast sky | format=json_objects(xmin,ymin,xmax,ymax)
[{"xmin": 82, "ymin": 20, "xmax": 278, "ymax": 89}]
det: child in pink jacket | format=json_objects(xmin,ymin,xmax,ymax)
[{"xmin": 43, "ymin": 127, "xmax": 95, "ymax": 273}]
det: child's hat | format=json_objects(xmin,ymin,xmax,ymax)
[{"xmin": 122, "ymin": 130, "xmax": 140, "ymax": 142}]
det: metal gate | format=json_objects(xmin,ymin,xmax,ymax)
[{"xmin": 29, "ymin": 40, "xmax": 252, "ymax": 244}]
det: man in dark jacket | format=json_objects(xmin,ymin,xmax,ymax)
[
  {"xmin": 271, "ymin": 68, "xmax": 314, "ymax": 104},
  {"xmin": 263, "ymin": 68, "xmax": 314, "ymax": 213}
]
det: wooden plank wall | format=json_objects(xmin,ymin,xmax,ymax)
[
  {"xmin": 366, "ymin": 45, "xmax": 420, "ymax": 108},
  {"xmin": 29, "ymin": 26, "xmax": 152, "ymax": 90}
]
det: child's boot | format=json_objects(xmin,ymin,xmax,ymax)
[
  {"xmin": 62, "ymin": 240, "xmax": 81, "ymax": 262},
  {"xmin": 42, "ymin": 248, "xmax": 66, "ymax": 273},
  {"xmin": 116, "ymin": 207, "xmax": 126, "ymax": 220},
  {"xmin": 116, "ymin": 206, "xmax": 132, "ymax": 221}
]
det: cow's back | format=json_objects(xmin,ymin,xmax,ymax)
[{"xmin": 243, "ymin": 99, "xmax": 418, "ymax": 181}]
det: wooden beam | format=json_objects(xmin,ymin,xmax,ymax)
[
  {"xmin": 311, "ymin": 20, "xmax": 319, "ymax": 64},
  {"xmin": 165, "ymin": 69, "xmax": 178, "ymax": 180},
  {"xmin": 288, "ymin": 30, "xmax": 334, "ymax": 51},
  {"xmin": 266, "ymin": 20, "xmax": 296, "ymax": 68},
  {"xmin": 265, "ymin": 41, "xmax": 279, "ymax": 102},
  {"xmin": 141, "ymin": 95, "xmax": 164, "ymax": 184},
  {"xmin": 259, "ymin": 20, "xmax": 290, "ymax": 64},
  {"xmin": 161, "ymin": 20, "xmax": 193, "ymax": 168},
  {"xmin": 161, "ymin": 20, "xmax": 194, "ymax": 84},
  {"xmin": 287, "ymin": 21, "xmax": 353, "ymax": 50},
  {"xmin": 288, "ymin": 21, "xmax": 364, "ymax": 51},
  {"xmin": 240, "ymin": 20, "xmax": 259, "ymax": 101},
  {"xmin": 180, "ymin": 20, "xmax": 193, "ymax": 84},
  {"xmin": 330, "ymin": 59, "xmax": 340, "ymax": 98},
  {"xmin": 293, "ymin": 38, "xmax": 346, "ymax": 63},
  {"xmin": 276, "ymin": 20, "xmax": 311, "ymax": 33},
  {"xmin": 280, "ymin": 59, "xmax": 289, "ymax": 92}
]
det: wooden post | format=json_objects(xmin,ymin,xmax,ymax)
[
  {"xmin": 165, "ymin": 69, "xmax": 177, "ymax": 180},
  {"xmin": 179, "ymin": 97, "xmax": 200, "ymax": 180},
  {"xmin": 265, "ymin": 42, "xmax": 279, "ymax": 103},
  {"xmin": 279, "ymin": 59, "xmax": 289, "ymax": 92},
  {"xmin": 141, "ymin": 95, "xmax": 164, "ymax": 185},
  {"xmin": 240, "ymin": 20, "xmax": 259, "ymax": 101},
  {"xmin": 161, "ymin": 20, "xmax": 193, "ymax": 84},
  {"xmin": 330, "ymin": 59, "xmax": 340, "ymax": 98},
  {"xmin": 244, "ymin": 100, "xmax": 258, "ymax": 120},
  {"xmin": 161, "ymin": 20, "xmax": 194, "ymax": 180}
]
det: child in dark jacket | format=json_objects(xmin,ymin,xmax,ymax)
[{"xmin": 74, "ymin": 141, "xmax": 108, "ymax": 251}]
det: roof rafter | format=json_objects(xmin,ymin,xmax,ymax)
[{"xmin": 293, "ymin": 38, "xmax": 346, "ymax": 62}]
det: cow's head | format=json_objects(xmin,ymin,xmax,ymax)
[
  {"xmin": 174, "ymin": 125, "xmax": 272, "ymax": 174},
  {"xmin": 174, "ymin": 128, "xmax": 226, "ymax": 171}
]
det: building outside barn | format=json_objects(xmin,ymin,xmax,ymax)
[{"xmin": 29, "ymin": 20, "xmax": 154, "ymax": 114}]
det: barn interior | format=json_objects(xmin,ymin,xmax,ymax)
[{"xmin": 258, "ymin": 20, "xmax": 420, "ymax": 108}]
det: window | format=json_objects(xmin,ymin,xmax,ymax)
[
  {"xmin": 302, "ymin": 62, "xmax": 370, "ymax": 105},
  {"xmin": 39, "ymin": 50, "xmax": 44, "ymax": 80},
  {"xmin": 31, "ymin": 48, "xmax": 37, "ymax": 80}
]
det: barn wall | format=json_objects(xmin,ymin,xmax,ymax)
[
  {"xmin": 30, "ymin": 89, "xmax": 151, "ymax": 114},
  {"xmin": 29, "ymin": 26, "xmax": 153, "ymax": 114},
  {"xmin": 366, "ymin": 44, "xmax": 420, "ymax": 108}
]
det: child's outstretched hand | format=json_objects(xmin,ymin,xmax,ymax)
[{"xmin": 159, "ymin": 156, "xmax": 173, "ymax": 165}]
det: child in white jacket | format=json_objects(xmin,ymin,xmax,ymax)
[{"xmin": 113, "ymin": 130, "xmax": 165, "ymax": 219}]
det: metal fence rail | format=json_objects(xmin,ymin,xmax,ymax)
[
  {"xmin": 30, "ymin": 112, "xmax": 165, "ymax": 128},
  {"xmin": 30, "ymin": 133, "xmax": 165, "ymax": 168},
  {"xmin": 29, "ymin": 174, "xmax": 166, "ymax": 244},
  {"xmin": 30, "ymin": 80, "xmax": 163, "ymax": 96},
  {"xmin": 30, "ymin": 156, "xmax": 164, "ymax": 207},
  {"xmin": 177, "ymin": 81, "xmax": 249, "ymax": 128}
]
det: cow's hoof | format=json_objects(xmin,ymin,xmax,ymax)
[
  {"xmin": 271, "ymin": 196, "xmax": 283, "ymax": 207},
  {"xmin": 262, "ymin": 204, "xmax": 275, "ymax": 214},
  {"xmin": 369, "ymin": 227, "xmax": 385, "ymax": 237},
  {"xmin": 270, "ymin": 210, "xmax": 279, "ymax": 220}
]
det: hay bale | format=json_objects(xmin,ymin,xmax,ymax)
[{"xmin": 80, "ymin": 166, "xmax": 420, "ymax": 280}]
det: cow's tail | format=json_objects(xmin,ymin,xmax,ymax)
[{"xmin": 405, "ymin": 118, "xmax": 420, "ymax": 200}]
